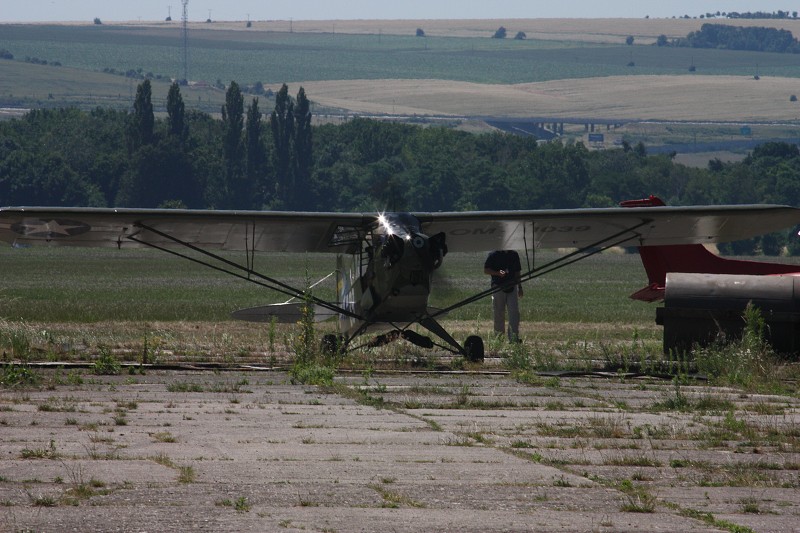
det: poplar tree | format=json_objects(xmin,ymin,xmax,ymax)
[
  {"xmin": 292, "ymin": 87, "xmax": 312, "ymax": 209},
  {"xmin": 166, "ymin": 82, "xmax": 186, "ymax": 141},
  {"xmin": 130, "ymin": 79, "xmax": 154, "ymax": 149},
  {"xmin": 270, "ymin": 84, "xmax": 294, "ymax": 208},
  {"xmin": 221, "ymin": 81, "xmax": 244, "ymax": 207},
  {"xmin": 245, "ymin": 97, "xmax": 266, "ymax": 208}
]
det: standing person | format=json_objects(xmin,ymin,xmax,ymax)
[{"xmin": 484, "ymin": 250, "xmax": 523, "ymax": 342}]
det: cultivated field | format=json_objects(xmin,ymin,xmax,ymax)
[
  {"xmin": 299, "ymin": 74, "xmax": 800, "ymax": 122},
  {"xmin": 77, "ymin": 17, "xmax": 800, "ymax": 43},
  {"xmin": 4, "ymin": 19, "xmax": 800, "ymax": 124}
]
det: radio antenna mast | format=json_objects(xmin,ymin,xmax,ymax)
[{"xmin": 181, "ymin": 0, "xmax": 189, "ymax": 82}]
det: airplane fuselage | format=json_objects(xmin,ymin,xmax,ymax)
[{"xmin": 337, "ymin": 213, "xmax": 447, "ymax": 337}]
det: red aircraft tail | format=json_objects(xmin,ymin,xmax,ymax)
[{"xmin": 621, "ymin": 196, "xmax": 800, "ymax": 302}]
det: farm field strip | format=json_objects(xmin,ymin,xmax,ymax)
[{"xmin": 5, "ymin": 21, "xmax": 800, "ymax": 122}]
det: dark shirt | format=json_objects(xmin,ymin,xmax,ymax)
[{"xmin": 484, "ymin": 250, "xmax": 521, "ymax": 288}]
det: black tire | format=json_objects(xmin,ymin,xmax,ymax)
[
  {"xmin": 320, "ymin": 334, "xmax": 341, "ymax": 355},
  {"xmin": 464, "ymin": 335, "xmax": 484, "ymax": 363}
]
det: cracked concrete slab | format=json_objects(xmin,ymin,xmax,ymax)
[{"xmin": 1, "ymin": 370, "xmax": 798, "ymax": 532}]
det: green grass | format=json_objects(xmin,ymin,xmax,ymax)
[
  {"xmin": 0, "ymin": 245, "xmax": 666, "ymax": 365},
  {"xmin": 0, "ymin": 60, "xmax": 226, "ymax": 113},
  {"xmin": 5, "ymin": 25, "xmax": 800, "ymax": 84},
  {"xmin": 0, "ymin": 246, "xmax": 650, "ymax": 325},
  {"xmin": 432, "ymin": 250, "xmax": 651, "ymax": 325},
  {"xmin": 0, "ymin": 26, "xmax": 608, "ymax": 87},
  {"xmin": 0, "ymin": 246, "xmax": 337, "ymax": 322}
]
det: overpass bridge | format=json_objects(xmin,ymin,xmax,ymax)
[{"xmin": 479, "ymin": 116, "xmax": 626, "ymax": 139}]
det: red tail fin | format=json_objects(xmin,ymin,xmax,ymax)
[{"xmin": 621, "ymin": 196, "xmax": 799, "ymax": 302}]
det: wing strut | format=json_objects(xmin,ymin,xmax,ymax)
[
  {"xmin": 430, "ymin": 220, "xmax": 650, "ymax": 318},
  {"xmin": 128, "ymin": 222, "xmax": 362, "ymax": 320},
  {"xmin": 523, "ymin": 220, "xmax": 534, "ymax": 277},
  {"xmin": 245, "ymin": 220, "xmax": 256, "ymax": 278}
]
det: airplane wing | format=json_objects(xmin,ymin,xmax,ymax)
[
  {"xmin": 0, "ymin": 207, "xmax": 372, "ymax": 252},
  {"xmin": 417, "ymin": 204, "xmax": 800, "ymax": 252},
  {"xmin": 0, "ymin": 204, "xmax": 798, "ymax": 253}
]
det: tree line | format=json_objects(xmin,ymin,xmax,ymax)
[
  {"xmin": 658, "ymin": 23, "xmax": 800, "ymax": 53},
  {"xmin": 2, "ymin": 81, "xmax": 800, "ymax": 253},
  {"xmin": 723, "ymin": 11, "xmax": 798, "ymax": 19}
]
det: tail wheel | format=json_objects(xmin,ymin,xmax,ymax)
[
  {"xmin": 320, "ymin": 334, "xmax": 343, "ymax": 355},
  {"xmin": 464, "ymin": 335, "xmax": 484, "ymax": 363}
]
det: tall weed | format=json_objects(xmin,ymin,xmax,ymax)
[
  {"xmin": 289, "ymin": 290, "xmax": 336, "ymax": 386},
  {"xmin": 0, "ymin": 320, "xmax": 32, "ymax": 360},
  {"xmin": 694, "ymin": 303, "xmax": 783, "ymax": 392}
]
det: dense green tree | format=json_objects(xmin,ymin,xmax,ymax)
[
  {"xmin": 7, "ymin": 89, "xmax": 800, "ymax": 249},
  {"xmin": 245, "ymin": 97, "xmax": 266, "ymax": 208},
  {"xmin": 166, "ymin": 82, "xmax": 186, "ymax": 141},
  {"xmin": 130, "ymin": 79, "xmax": 154, "ymax": 150},
  {"xmin": 270, "ymin": 84, "xmax": 294, "ymax": 208},
  {"xmin": 14, "ymin": 108, "xmax": 128, "ymax": 206},
  {"xmin": 400, "ymin": 129, "xmax": 464, "ymax": 210},
  {"xmin": 681, "ymin": 23, "xmax": 800, "ymax": 53},
  {"xmin": 293, "ymin": 87, "xmax": 313, "ymax": 209},
  {"xmin": 221, "ymin": 81, "xmax": 245, "ymax": 207},
  {"xmin": 116, "ymin": 139, "xmax": 195, "ymax": 207},
  {"xmin": 0, "ymin": 150, "xmax": 103, "ymax": 206}
]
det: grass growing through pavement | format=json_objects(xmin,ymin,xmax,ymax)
[
  {"xmin": 694, "ymin": 303, "xmax": 795, "ymax": 392},
  {"xmin": 288, "ymin": 293, "xmax": 335, "ymax": 386},
  {"xmin": 0, "ymin": 362, "xmax": 41, "ymax": 387}
]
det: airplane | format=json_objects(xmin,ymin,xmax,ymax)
[
  {"xmin": 0, "ymin": 199, "xmax": 799, "ymax": 361},
  {"xmin": 622, "ymin": 195, "xmax": 800, "ymax": 302},
  {"xmin": 622, "ymin": 196, "xmax": 800, "ymax": 354}
]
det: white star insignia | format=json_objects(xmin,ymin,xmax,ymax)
[{"xmin": 20, "ymin": 219, "xmax": 85, "ymax": 236}]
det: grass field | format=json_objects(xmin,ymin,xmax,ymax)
[
  {"xmin": 4, "ymin": 23, "xmax": 800, "ymax": 85},
  {"xmin": 0, "ymin": 246, "xmax": 661, "ymax": 362},
  {"xmin": 30, "ymin": 17, "xmax": 800, "ymax": 43},
  {"xmin": 275, "ymin": 17, "xmax": 800, "ymax": 42},
  {"xmin": 297, "ymin": 74, "xmax": 800, "ymax": 122},
  {"xmin": 0, "ymin": 247, "xmax": 651, "ymax": 323}
]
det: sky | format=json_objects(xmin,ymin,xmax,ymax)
[{"xmin": 1, "ymin": 1, "xmax": 797, "ymax": 23}]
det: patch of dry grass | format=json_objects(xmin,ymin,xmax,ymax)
[
  {"xmin": 113, "ymin": 18, "xmax": 800, "ymax": 44},
  {"xmin": 296, "ymin": 75, "xmax": 800, "ymax": 121}
]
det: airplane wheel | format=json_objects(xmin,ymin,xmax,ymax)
[
  {"xmin": 320, "ymin": 334, "xmax": 342, "ymax": 355},
  {"xmin": 464, "ymin": 335, "xmax": 484, "ymax": 363}
]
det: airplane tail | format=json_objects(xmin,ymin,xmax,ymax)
[{"xmin": 621, "ymin": 196, "xmax": 799, "ymax": 302}]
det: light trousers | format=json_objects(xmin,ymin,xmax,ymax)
[{"xmin": 492, "ymin": 288, "xmax": 520, "ymax": 341}]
